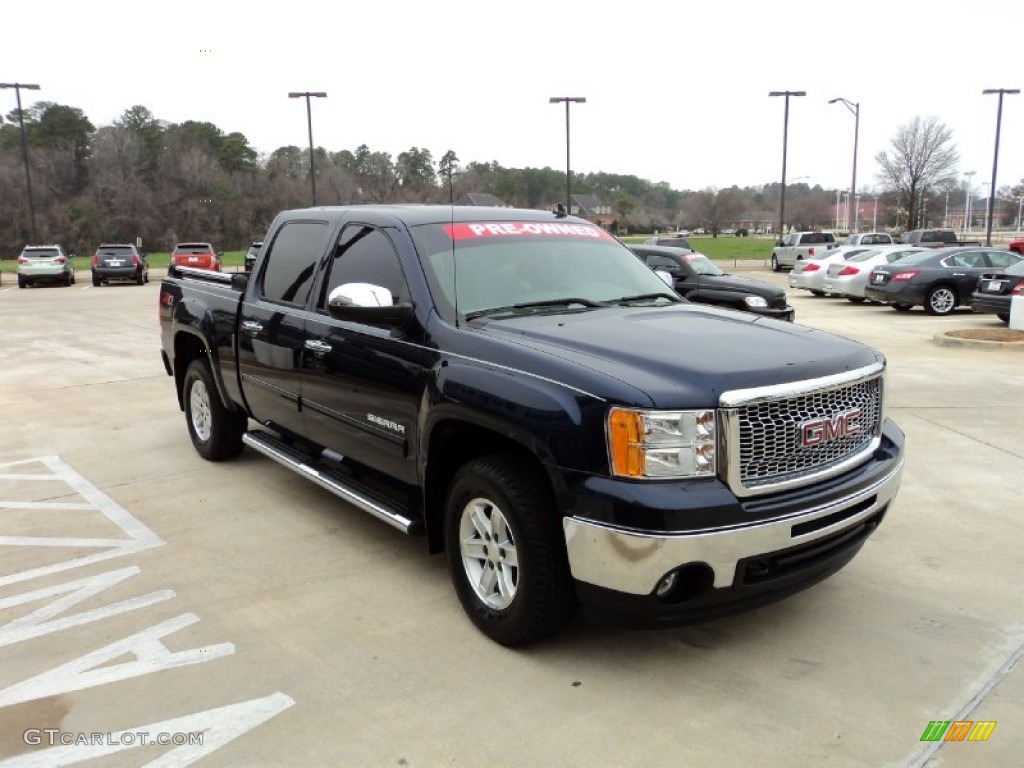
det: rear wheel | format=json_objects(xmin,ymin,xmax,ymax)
[
  {"xmin": 92, "ymin": 276, "xmax": 101, "ymax": 287},
  {"xmin": 183, "ymin": 359, "xmax": 247, "ymax": 461},
  {"xmin": 64, "ymin": 271, "xmax": 72, "ymax": 286},
  {"xmin": 924, "ymin": 285, "xmax": 956, "ymax": 316},
  {"xmin": 892, "ymin": 303, "xmax": 913, "ymax": 312},
  {"xmin": 810, "ymin": 290, "xmax": 825, "ymax": 297},
  {"xmin": 444, "ymin": 455, "xmax": 577, "ymax": 646},
  {"xmin": 136, "ymin": 271, "xmax": 144, "ymax": 285},
  {"xmin": 997, "ymin": 312, "xmax": 1010, "ymax": 323},
  {"xmin": 771, "ymin": 254, "xmax": 780, "ymax": 272},
  {"xmin": 18, "ymin": 276, "xmax": 27, "ymax": 289},
  {"xmin": 847, "ymin": 297, "xmax": 866, "ymax": 303}
]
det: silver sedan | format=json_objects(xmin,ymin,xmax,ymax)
[
  {"xmin": 823, "ymin": 247, "xmax": 928, "ymax": 301},
  {"xmin": 788, "ymin": 246, "xmax": 873, "ymax": 295}
]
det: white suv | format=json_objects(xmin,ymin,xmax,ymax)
[{"xmin": 771, "ymin": 231, "xmax": 837, "ymax": 272}]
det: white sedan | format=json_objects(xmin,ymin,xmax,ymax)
[
  {"xmin": 787, "ymin": 246, "xmax": 874, "ymax": 295},
  {"xmin": 823, "ymin": 247, "xmax": 928, "ymax": 301}
]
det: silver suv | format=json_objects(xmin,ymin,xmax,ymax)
[
  {"xmin": 17, "ymin": 244, "xmax": 75, "ymax": 288},
  {"xmin": 771, "ymin": 231, "xmax": 837, "ymax": 272}
]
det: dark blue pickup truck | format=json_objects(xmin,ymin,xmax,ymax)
[{"xmin": 159, "ymin": 205, "xmax": 905, "ymax": 646}]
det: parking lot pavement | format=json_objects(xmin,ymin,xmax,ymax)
[{"xmin": 1, "ymin": 278, "xmax": 1021, "ymax": 766}]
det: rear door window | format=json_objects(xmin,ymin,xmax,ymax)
[{"xmin": 259, "ymin": 221, "xmax": 329, "ymax": 307}]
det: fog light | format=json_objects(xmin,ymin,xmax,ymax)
[{"xmin": 655, "ymin": 571, "xmax": 678, "ymax": 597}]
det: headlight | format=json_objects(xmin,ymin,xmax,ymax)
[
  {"xmin": 743, "ymin": 295, "xmax": 768, "ymax": 308},
  {"xmin": 607, "ymin": 408, "xmax": 716, "ymax": 479}
]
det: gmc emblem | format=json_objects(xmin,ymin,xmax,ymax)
[{"xmin": 799, "ymin": 409, "xmax": 862, "ymax": 448}]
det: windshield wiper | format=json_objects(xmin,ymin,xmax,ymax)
[
  {"xmin": 465, "ymin": 297, "xmax": 608, "ymax": 321},
  {"xmin": 611, "ymin": 292, "xmax": 681, "ymax": 306}
]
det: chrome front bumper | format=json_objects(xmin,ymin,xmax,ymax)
[{"xmin": 563, "ymin": 458, "xmax": 903, "ymax": 596}]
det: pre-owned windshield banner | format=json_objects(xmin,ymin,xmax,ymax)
[{"xmin": 442, "ymin": 222, "xmax": 615, "ymax": 241}]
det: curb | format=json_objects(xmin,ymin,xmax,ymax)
[{"xmin": 932, "ymin": 331, "xmax": 1024, "ymax": 351}]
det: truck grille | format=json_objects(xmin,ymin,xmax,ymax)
[{"xmin": 720, "ymin": 365, "xmax": 884, "ymax": 496}]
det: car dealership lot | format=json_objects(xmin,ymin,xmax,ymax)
[{"xmin": 0, "ymin": 275, "xmax": 1021, "ymax": 767}]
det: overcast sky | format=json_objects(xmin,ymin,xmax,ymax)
[{"xmin": 5, "ymin": 0, "xmax": 1022, "ymax": 199}]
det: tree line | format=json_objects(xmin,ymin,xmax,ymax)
[{"xmin": 2, "ymin": 104, "xmax": 1022, "ymax": 255}]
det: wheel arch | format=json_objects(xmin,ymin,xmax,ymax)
[
  {"xmin": 422, "ymin": 418, "xmax": 557, "ymax": 555},
  {"xmin": 172, "ymin": 330, "xmax": 235, "ymax": 413}
]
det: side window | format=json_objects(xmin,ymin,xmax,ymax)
[
  {"xmin": 260, "ymin": 221, "xmax": 329, "ymax": 306},
  {"xmin": 645, "ymin": 254, "xmax": 678, "ymax": 270},
  {"xmin": 952, "ymin": 251, "xmax": 982, "ymax": 268},
  {"xmin": 318, "ymin": 225, "xmax": 409, "ymax": 310}
]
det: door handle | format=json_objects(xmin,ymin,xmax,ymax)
[
  {"xmin": 304, "ymin": 339, "xmax": 333, "ymax": 354},
  {"xmin": 241, "ymin": 320, "xmax": 263, "ymax": 334}
]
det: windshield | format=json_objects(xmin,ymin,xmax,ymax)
[
  {"xmin": 410, "ymin": 221, "xmax": 679, "ymax": 321},
  {"xmin": 683, "ymin": 253, "xmax": 723, "ymax": 276}
]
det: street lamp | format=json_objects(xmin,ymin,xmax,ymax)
[
  {"xmin": 0, "ymin": 82, "xmax": 41, "ymax": 242},
  {"xmin": 829, "ymin": 97, "xmax": 860, "ymax": 232},
  {"xmin": 288, "ymin": 91, "xmax": 327, "ymax": 206},
  {"xmin": 834, "ymin": 189, "xmax": 842, "ymax": 230},
  {"xmin": 549, "ymin": 96, "xmax": 586, "ymax": 215},
  {"xmin": 1018, "ymin": 196, "xmax": 1023, "ymax": 232},
  {"xmin": 982, "ymin": 88, "xmax": 1020, "ymax": 245},
  {"xmin": 769, "ymin": 90, "xmax": 806, "ymax": 237},
  {"xmin": 872, "ymin": 195, "xmax": 879, "ymax": 231},
  {"xmin": 963, "ymin": 170, "xmax": 976, "ymax": 233}
]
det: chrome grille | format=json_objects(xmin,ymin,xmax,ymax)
[{"xmin": 719, "ymin": 365, "xmax": 884, "ymax": 496}]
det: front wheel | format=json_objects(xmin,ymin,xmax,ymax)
[
  {"xmin": 892, "ymin": 303, "xmax": 913, "ymax": 312},
  {"xmin": 924, "ymin": 286, "xmax": 956, "ymax": 316},
  {"xmin": 444, "ymin": 455, "xmax": 577, "ymax": 646},
  {"xmin": 810, "ymin": 289, "xmax": 825, "ymax": 297},
  {"xmin": 847, "ymin": 297, "xmax": 866, "ymax": 303},
  {"xmin": 183, "ymin": 359, "xmax": 247, "ymax": 460},
  {"xmin": 771, "ymin": 254, "xmax": 780, "ymax": 272},
  {"xmin": 997, "ymin": 312, "xmax": 1010, "ymax": 323}
]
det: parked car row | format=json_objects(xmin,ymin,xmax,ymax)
[{"xmin": 786, "ymin": 243, "xmax": 1024, "ymax": 320}]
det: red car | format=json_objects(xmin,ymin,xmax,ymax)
[
  {"xmin": 1009, "ymin": 237, "xmax": 1024, "ymax": 256},
  {"xmin": 171, "ymin": 242, "xmax": 222, "ymax": 272}
]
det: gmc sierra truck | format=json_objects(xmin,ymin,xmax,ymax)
[{"xmin": 159, "ymin": 205, "xmax": 905, "ymax": 646}]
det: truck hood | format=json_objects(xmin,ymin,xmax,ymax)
[
  {"xmin": 697, "ymin": 273, "xmax": 787, "ymax": 299},
  {"xmin": 475, "ymin": 304, "xmax": 878, "ymax": 408}
]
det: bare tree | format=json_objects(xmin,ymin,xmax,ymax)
[{"xmin": 875, "ymin": 116, "xmax": 959, "ymax": 230}]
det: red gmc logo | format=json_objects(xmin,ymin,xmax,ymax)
[{"xmin": 800, "ymin": 409, "xmax": 862, "ymax": 448}]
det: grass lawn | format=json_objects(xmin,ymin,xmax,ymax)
[{"xmin": 618, "ymin": 235, "xmax": 774, "ymax": 261}]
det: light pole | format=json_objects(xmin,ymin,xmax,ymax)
[
  {"xmin": 964, "ymin": 171, "xmax": 976, "ymax": 233},
  {"xmin": 1018, "ymin": 196, "xmax": 1023, "ymax": 232},
  {"xmin": 982, "ymin": 88, "xmax": 1019, "ymax": 245},
  {"xmin": 549, "ymin": 96, "xmax": 586, "ymax": 215},
  {"xmin": 829, "ymin": 97, "xmax": 860, "ymax": 232},
  {"xmin": 769, "ymin": 90, "xmax": 806, "ymax": 237},
  {"xmin": 980, "ymin": 182, "xmax": 992, "ymax": 235},
  {"xmin": 944, "ymin": 189, "xmax": 949, "ymax": 228},
  {"xmin": 842, "ymin": 192, "xmax": 850, "ymax": 230},
  {"xmin": 288, "ymin": 91, "xmax": 327, "ymax": 206},
  {"xmin": 835, "ymin": 189, "xmax": 842, "ymax": 230},
  {"xmin": 873, "ymin": 195, "xmax": 879, "ymax": 231},
  {"xmin": 0, "ymin": 82, "xmax": 41, "ymax": 242}
]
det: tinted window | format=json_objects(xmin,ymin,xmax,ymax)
[
  {"xmin": 260, "ymin": 221, "xmax": 328, "ymax": 306},
  {"xmin": 644, "ymin": 253, "xmax": 679, "ymax": 270},
  {"xmin": 318, "ymin": 225, "xmax": 409, "ymax": 310},
  {"xmin": 24, "ymin": 248, "xmax": 60, "ymax": 258}
]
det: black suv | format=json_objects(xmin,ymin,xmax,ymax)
[
  {"xmin": 631, "ymin": 245, "xmax": 794, "ymax": 320},
  {"xmin": 92, "ymin": 244, "xmax": 149, "ymax": 286}
]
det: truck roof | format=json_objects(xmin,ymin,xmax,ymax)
[{"xmin": 276, "ymin": 205, "xmax": 586, "ymax": 227}]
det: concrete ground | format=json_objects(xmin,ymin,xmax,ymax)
[{"xmin": 0, "ymin": 270, "xmax": 1020, "ymax": 767}]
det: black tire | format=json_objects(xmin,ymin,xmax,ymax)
[
  {"xmin": 144, "ymin": 271, "xmax": 149, "ymax": 284},
  {"xmin": 64, "ymin": 272, "xmax": 72, "ymax": 287},
  {"xmin": 810, "ymin": 289, "xmax": 825, "ymax": 297},
  {"xmin": 18, "ymin": 276, "xmax": 26, "ymax": 289},
  {"xmin": 771, "ymin": 254, "xmax": 780, "ymax": 272},
  {"xmin": 70, "ymin": 271, "xmax": 76, "ymax": 285},
  {"xmin": 924, "ymin": 285, "xmax": 956, "ymax": 316},
  {"xmin": 183, "ymin": 358, "xmax": 247, "ymax": 461},
  {"xmin": 444, "ymin": 455, "xmax": 577, "ymax": 646},
  {"xmin": 847, "ymin": 297, "xmax": 866, "ymax": 303},
  {"xmin": 892, "ymin": 303, "xmax": 913, "ymax": 312},
  {"xmin": 92, "ymin": 277, "xmax": 101, "ymax": 287},
  {"xmin": 997, "ymin": 312, "xmax": 1010, "ymax": 323},
  {"xmin": 136, "ymin": 270, "xmax": 144, "ymax": 286}
]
